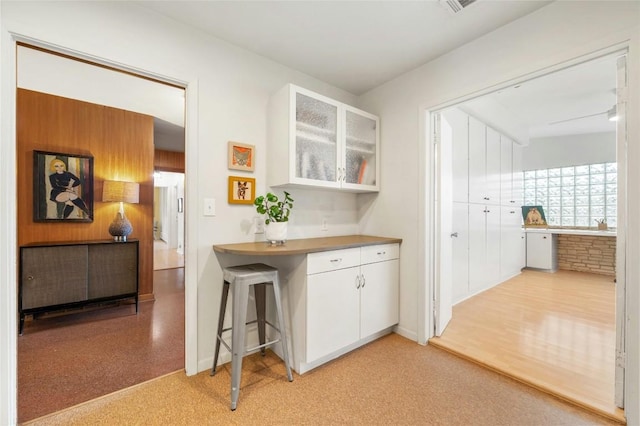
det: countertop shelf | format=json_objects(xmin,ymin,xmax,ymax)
[
  {"xmin": 524, "ymin": 228, "xmax": 616, "ymax": 237},
  {"xmin": 213, "ymin": 234, "xmax": 402, "ymax": 256}
]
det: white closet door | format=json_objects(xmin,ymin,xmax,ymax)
[
  {"xmin": 468, "ymin": 117, "xmax": 486, "ymax": 204},
  {"xmin": 485, "ymin": 205, "xmax": 501, "ymax": 285},
  {"xmin": 485, "ymin": 126, "xmax": 501, "ymax": 206},
  {"xmin": 500, "ymin": 136, "xmax": 513, "ymax": 206},
  {"xmin": 468, "ymin": 203, "xmax": 487, "ymax": 293}
]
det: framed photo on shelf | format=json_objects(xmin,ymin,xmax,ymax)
[
  {"xmin": 228, "ymin": 176, "xmax": 256, "ymax": 205},
  {"xmin": 521, "ymin": 205, "xmax": 548, "ymax": 228},
  {"xmin": 227, "ymin": 141, "xmax": 255, "ymax": 172},
  {"xmin": 33, "ymin": 150, "xmax": 94, "ymax": 222}
]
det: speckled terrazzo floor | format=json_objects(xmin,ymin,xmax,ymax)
[
  {"xmin": 18, "ymin": 268, "xmax": 185, "ymax": 423},
  {"xmin": 25, "ymin": 333, "xmax": 619, "ymax": 426}
]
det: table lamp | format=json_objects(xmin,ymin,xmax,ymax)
[{"xmin": 102, "ymin": 180, "xmax": 139, "ymax": 242}]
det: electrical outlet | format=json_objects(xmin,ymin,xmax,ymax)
[
  {"xmin": 255, "ymin": 217, "xmax": 265, "ymax": 234},
  {"xmin": 321, "ymin": 217, "xmax": 329, "ymax": 231}
]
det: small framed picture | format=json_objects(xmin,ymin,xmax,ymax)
[
  {"xmin": 33, "ymin": 150, "xmax": 94, "ymax": 222},
  {"xmin": 522, "ymin": 205, "xmax": 548, "ymax": 228},
  {"xmin": 228, "ymin": 176, "xmax": 256, "ymax": 205},
  {"xmin": 228, "ymin": 141, "xmax": 255, "ymax": 172}
]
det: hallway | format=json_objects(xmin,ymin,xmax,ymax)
[{"xmin": 18, "ymin": 268, "xmax": 185, "ymax": 423}]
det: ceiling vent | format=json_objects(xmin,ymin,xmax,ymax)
[{"xmin": 440, "ymin": 0, "xmax": 478, "ymax": 14}]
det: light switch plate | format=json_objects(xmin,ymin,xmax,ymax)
[{"xmin": 204, "ymin": 198, "xmax": 216, "ymax": 216}]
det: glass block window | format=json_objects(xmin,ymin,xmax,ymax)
[{"xmin": 523, "ymin": 162, "xmax": 617, "ymax": 228}]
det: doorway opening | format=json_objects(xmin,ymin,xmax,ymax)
[
  {"xmin": 154, "ymin": 171, "xmax": 185, "ymax": 270},
  {"xmin": 15, "ymin": 44, "xmax": 187, "ymax": 422},
  {"xmin": 428, "ymin": 51, "xmax": 626, "ymax": 422}
]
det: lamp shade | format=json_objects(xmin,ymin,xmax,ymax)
[{"xmin": 102, "ymin": 180, "xmax": 140, "ymax": 204}]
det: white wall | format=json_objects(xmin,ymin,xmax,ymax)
[
  {"xmin": 1, "ymin": 2, "xmax": 363, "ymax": 423},
  {"xmin": 357, "ymin": 1, "xmax": 640, "ymax": 422},
  {"xmin": 522, "ymin": 132, "xmax": 616, "ymax": 170}
]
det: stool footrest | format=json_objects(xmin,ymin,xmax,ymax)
[{"xmin": 246, "ymin": 338, "xmax": 281, "ymax": 353}]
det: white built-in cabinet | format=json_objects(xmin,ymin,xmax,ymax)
[
  {"xmin": 444, "ymin": 108, "xmax": 525, "ymax": 304},
  {"xmin": 268, "ymin": 84, "xmax": 379, "ymax": 192},
  {"xmin": 526, "ymin": 232, "xmax": 558, "ymax": 271},
  {"xmin": 287, "ymin": 244, "xmax": 399, "ymax": 374}
]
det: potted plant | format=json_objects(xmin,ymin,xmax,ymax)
[{"xmin": 254, "ymin": 191, "xmax": 294, "ymax": 244}]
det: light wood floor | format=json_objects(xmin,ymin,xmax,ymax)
[
  {"xmin": 430, "ymin": 269, "xmax": 625, "ymax": 423},
  {"xmin": 153, "ymin": 240, "xmax": 184, "ymax": 270}
]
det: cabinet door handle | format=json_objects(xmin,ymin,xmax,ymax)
[
  {"xmin": 27, "ymin": 275, "xmax": 34, "ymax": 281},
  {"xmin": 450, "ymin": 232, "xmax": 458, "ymax": 238},
  {"xmin": 543, "ymin": 236, "xmax": 547, "ymax": 239},
  {"xmin": 337, "ymin": 169, "xmax": 342, "ymax": 182},
  {"xmin": 376, "ymin": 251, "xmax": 386, "ymax": 255},
  {"xmin": 342, "ymin": 167, "xmax": 346, "ymax": 182},
  {"xmin": 361, "ymin": 274, "xmax": 366, "ymax": 288},
  {"xmin": 355, "ymin": 275, "xmax": 361, "ymax": 289},
  {"xmin": 483, "ymin": 197, "xmax": 490, "ymax": 200},
  {"xmin": 510, "ymin": 211, "xmax": 515, "ymax": 214},
  {"xmin": 330, "ymin": 258, "xmax": 342, "ymax": 263}
]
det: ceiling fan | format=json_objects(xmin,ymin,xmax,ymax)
[{"xmin": 548, "ymin": 105, "xmax": 617, "ymax": 125}]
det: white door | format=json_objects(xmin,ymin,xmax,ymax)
[
  {"xmin": 614, "ymin": 54, "xmax": 627, "ymax": 408},
  {"xmin": 452, "ymin": 202, "xmax": 469, "ymax": 304},
  {"xmin": 435, "ymin": 113, "xmax": 453, "ymax": 335}
]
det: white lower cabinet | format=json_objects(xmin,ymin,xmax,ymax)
[
  {"xmin": 500, "ymin": 206, "xmax": 526, "ymax": 280},
  {"xmin": 526, "ymin": 232, "xmax": 558, "ymax": 271},
  {"xmin": 468, "ymin": 203, "xmax": 500, "ymax": 294},
  {"xmin": 289, "ymin": 243, "xmax": 399, "ymax": 374}
]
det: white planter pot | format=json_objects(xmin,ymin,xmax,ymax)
[{"xmin": 265, "ymin": 221, "xmax": 288, "ymax": 245}]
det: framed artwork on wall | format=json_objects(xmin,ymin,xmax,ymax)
[
  {"xmin": 228, "ymin": 176, "xmax": 256, "ymax": 205},
  {"xmin": 33, "ymin": 150, "xmax": 94, "ymax": 222},
  {"xmin": 228, "ymin": 141, "xmax": 255, "ymax": 172}
]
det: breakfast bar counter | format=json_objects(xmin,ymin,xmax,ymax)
[
  {"xmin": 213, "ymin": 234, "xmax": 402, "ymax": 256},
  {"xmin": 212, "ymin": 234, "xmax": 402, "ymax": 375}
]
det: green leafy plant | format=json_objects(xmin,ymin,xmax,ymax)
[{"xmin": 254, "ymin": 191, "xmax": 294, "ymax": 224}]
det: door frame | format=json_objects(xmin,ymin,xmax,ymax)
[
  {"xmin": 421, "ymin": 45, "xmax": 629, "ymax": 405},
  {"xmin": 1, "ymin": 31, "xmax": 200, "ymax": 423}
]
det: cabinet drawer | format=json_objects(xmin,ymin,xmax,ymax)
[
  {"xmin": 361, "ymin": 244, "xmax": 399, "ymax": 264},
  {"xmin": 307, "ymin": 247, "xmax": 360, "ymax": 275}
]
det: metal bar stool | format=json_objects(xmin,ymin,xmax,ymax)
[{"xmin": 211, "ymin": 263, "xmax": 293, "ymax": 410}]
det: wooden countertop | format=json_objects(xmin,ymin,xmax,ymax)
[{"xmin": 213, "ymin": 235, "xmax": 402, "ymax": 256}]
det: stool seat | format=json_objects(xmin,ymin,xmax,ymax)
[{"xmin": 211, "ymin": 263, "xmax": 293, "ymax": 410}]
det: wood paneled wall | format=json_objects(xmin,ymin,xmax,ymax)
[
  {"xmin": 17, "ymin": 89, "xmax": 155, "ymax": 299},
  {"xmin": 154, "ymin": 149, "xmax": 184, "ymax": 173}
]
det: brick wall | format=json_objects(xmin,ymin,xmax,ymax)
[{"xmin": 557, "ymin": 234, "xmax": 616, "ymax": 276}]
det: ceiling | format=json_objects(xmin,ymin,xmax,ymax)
[
  {"xmin": 138, "ymin": 0, "xmax": 617, "ymax": 145},
  {"xmin": 138, "ymin": 0, "xmax": 551, "ymax": 96}
]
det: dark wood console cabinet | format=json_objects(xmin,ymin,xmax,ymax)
[{"xmin": 19, "ymin": 239, "xmax": 139, "ymax": 334}]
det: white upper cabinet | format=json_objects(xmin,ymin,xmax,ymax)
[
  {"xmin": 501, "ymin": 135, "xmax": 514, "ymax": 206},
  {"xmin": 268, "ymin": 84, "xmax": 380, "ymax": 192},
  {"xmin": 485, "ymin": 126, "xmax": 501, "ymax": 206},
  {"xmin": 468, "ymin": 116, "xmax": 487, "ymax": 204}
]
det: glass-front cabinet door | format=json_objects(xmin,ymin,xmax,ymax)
[
  {"xmin": 293, "ymin": 91, "xmax": 340, "ymax": 188},
  {"xmin": 342, "ymin": 107, "xmax": 379, "ymax": 191},
  {"xmin": 268, "ymin": 84, "xmax": 379, "ymax": 192}
]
